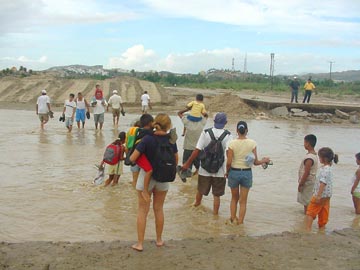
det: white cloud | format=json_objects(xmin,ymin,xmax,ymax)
[
  {"xmin": 0, "ymin": 0, "xmax": 138, "ymax": 35},
  {"xmin": 107, "ymin": 44, "xmax": 354, "ymax": 74},
  {"xmin": 108, "ymin": 45, "xmax": 156, "ymax": 70},
  {"xmin": 0, "ymin": 55, "xmax": 48, "ymax": 69},
  {"xmin": 142, "ymin": 0, "xmax": 360, "ymax": 35}
]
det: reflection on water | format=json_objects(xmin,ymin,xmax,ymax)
[{"xmin": 0, "ymin": 109, "xmax": 358, "ymax": 242}]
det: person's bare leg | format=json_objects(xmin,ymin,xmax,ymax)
[
  {"xmin": 305, "ymin": 215, "xmax": 314, "ymax": 231},
  {"xmin": 41, "ymin": 121, "xmax": 44, "ymax": 129},
  {"xmin": 95, "ymin": 122, "xmax": 98, "ymax": 130},
  {"xmin": 303, "ymin": 205, "xmax": 308, "ymax": 215},
  {"xmin": 68, "ymin": 125, "xmax": 72, "ymax": 132},
  {"xmin": 111, "ymin": 175, "xmax": 120, "ymax": 186},
  {"xmin": 132, "ymin": 171, "xmax": 140, "ymax": 188},
  {"xmin": 153, "ymin": 190, "xmax": 167, "ymax": 247},
  {"xmin": 213, "ymin": 195, "xmax": 220, "ymax": 215},
  {"xmin": 230, "ymin": 187, "xmax": 240, "ymax": 222},
  {"xmin": 132, "ymin": 191, "xmax": 150, "ymax": 251},
  {"xmin": 100, "ymin": 122, "xmax": 103, "ymax": 130},
  {"xmin": 141, "ymin": 171, "xmax": 152, "ymax": 202},
  {"xmin": 238, "ymin": 187, "xmax": 250, "ymax": 224},
  {"xmin": 82, "ymin": 121, "xmax": 85, "ymax": 128},
  {"xmin": 104, "ymin": 175, "xmax": 114, "ymax": 187},
  {"xmin": 193, "ymin": 191, "xmax": 203, "ymax": 207},
  {"xmin": 77, "ymin": 121, "xmax": 80, "ymax": 129},
  {"xmin": 353, "ymin": 196, "xmax": 360, "ymax": 214}
]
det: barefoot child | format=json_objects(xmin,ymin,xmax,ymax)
[
  {"xmin": 101, "ymin": 132, "xmax": 126, "ymax": 187},
  {"xmin": 62, "ymin": 93, "xmax": 76, "ymax": 133},
  {"xmin": 351, "ymin": 152, "xmax": 360, "ymax": 214},
  {"xmin": 178, "ymin": 94, "xmax": 208, "ymax": 136},
  {"xmin": 305, "ymin": 147, "xmax": 338, "ymax": 231},
  {"xmin": 297, "ymin": 134, "xmax": 318, "ymax": 214}
]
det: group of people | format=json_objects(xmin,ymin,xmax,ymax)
[
  {"xmin": 289, "ymin": 77, "xmax": 316, "ymax": 104},
  {"xmin": 36, "ymin": 85, "xmax": 152, "ymax": 131}
]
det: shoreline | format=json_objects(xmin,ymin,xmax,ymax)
[{"xmin": 1, "ymin": 228, "xmax": 359, "ymax": 270}]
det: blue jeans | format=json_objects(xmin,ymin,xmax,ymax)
[
  {"xmin": 228, "ymin": 169, "xmax": 253, "ymax": 189},
  {"xmin": 303, "ymin": 90, "xmax": 312, "ymax": 103},
  {"xmin": 291, "ymin": 89, "xmax": 298, "ymax": 103}
]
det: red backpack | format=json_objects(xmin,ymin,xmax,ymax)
[{"xmin": 103, "ymin": 144, "xmax": 124, "ymax": 165}]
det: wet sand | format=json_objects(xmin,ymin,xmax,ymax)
[{"xmin": 1, "ymin": 228, "xmax": 359, "ymax": 270}]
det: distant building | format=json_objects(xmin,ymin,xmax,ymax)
[{"xmin": 11, "ymin": 67, "xmax": 17, "ymax": 72}]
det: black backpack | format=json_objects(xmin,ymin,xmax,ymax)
[
  {"xmin": 152, "ymin": 136, "xmax": 176, "ymax": 183},
  {"xmin": 199, "ymin": 128, "xmax": 230, "ymax": 174}
]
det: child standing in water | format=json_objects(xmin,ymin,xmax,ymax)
[
  {"xmin": 297, "ymin": 134, "xmax": 318, "ymax": 214},
  {"xmin": 305, "ymin": 147, "xmax": 338, "ymax": 231},
  {"xmin": 178, "ymin": 93, "xmax": 208, "ymax": 136},
  {"xmin": 351, "ymin": 152, "xmax": 360, "ymax": 214}
]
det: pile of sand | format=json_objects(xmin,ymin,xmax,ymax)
[{"xmin": 207, "ymin": 92, "xmax": 255, "ymax": 117}]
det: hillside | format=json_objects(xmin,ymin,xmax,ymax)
[{"xmin": 0, "ymin": 74, "xmax": 174, "ymax": 106}]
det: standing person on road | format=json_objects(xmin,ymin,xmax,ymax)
[
  {"xmin": 141, "ymin": 91, "xmax": 151, "ymax": 114},
  {"xmin": 62, "ymin": 93, "xmax": 76, "ymax": 133},
  {"xmin": 108, "ymin": 90, "xmax": 124, "ymax": 126},
  {"xmin": 75, "ymin": 92, "xmax": 90, "ymax": 129},
  {"xmin": 36, "ymin": 89, "xmax": 52, "ymax": 130},
  {"xmin": 303, "ymin": 79, "xmax": 316, "ymax": 103},
  {"xmin": 290, "ymin": 76, "xmax": 300, "ymax": 103}
]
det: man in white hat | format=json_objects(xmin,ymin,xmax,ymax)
[
  {"xmin": 36, "ymin": 89, "xmax": 52, "ymax": 129},
  {"xmin": 108, "ymin": 90, "xmax": 124, "ymax": 126}
]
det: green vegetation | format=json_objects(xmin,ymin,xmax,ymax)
[{"xmin": 139, "ymin": 72, "xmax": 360, "ymax": 96}]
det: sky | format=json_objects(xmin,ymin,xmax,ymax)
[{"xmin": 0, "ymin": 0, "xmax": 359, "ymax": 75}]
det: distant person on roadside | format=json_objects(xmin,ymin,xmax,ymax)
[
  {"xmin": 62, "ymin": 93, "xmax": 76, "ymax": 133},
  {"xmin": 36, "ymin": 89, "xmax": 52, "ymax": 129},
  {"xmin": 351, "ymin": 152, "xmax": 360, "ymax": 214},
  {"xmin": 92, "ymin": 95, "xmax": 108, "ymax": 130},
  {"xmin": 94, "ymin": 84, "xmax": 103, "ymax": 100},
  {"xmin": 305, "ymin": 147, "xmax": 338, "ymax": 231},
  {"xmin": 290, "ymin": 76, "xmax": 300, "ymax": 103},
  {"xmin": 108, "ymin": 90, "xmax": 124, "ymax": 126},
  {"xmin": 75, "ymin": 92, "xmax": 90, "ymax": 129},
  {"xmin": 225, "ymin": 121, "xmax": 270, "ymax": 225},
  {"xmin": 303, "ymin": 79, "xmax": 316, "ymax": 103},
  {"xmin": 181, "ymin": 112, "xmax": 232, "ymax": 215},
  {"xmin": 178, "ymin": 93, "xmax": 208, "ymax": 136},
  {"xmin": 297, "ymin": 134, "xmax": 319, "ymax": 214},
  {"xmin": 141, "ymin": 91, "xmax": 151, "ymax": 114}
]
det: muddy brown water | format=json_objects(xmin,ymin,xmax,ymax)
[{"xmin": 0, "ymin": 109, "xmax": 358, "ymax": 242}]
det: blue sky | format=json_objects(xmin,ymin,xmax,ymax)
[{"xmin": 0, "ymin": 0, "xmax": 359, "ymax": 74}]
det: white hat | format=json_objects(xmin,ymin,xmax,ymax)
[
  {"xmin": 113, "ymin": 90, "xmax": 118, "ymax": 94},
  {"xmin": 41, "ymin": 89, "xmax": 47, "ymax": 94}
]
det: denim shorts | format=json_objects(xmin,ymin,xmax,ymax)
[
  {"xmin": 76, "ymin": 109, "xmax": 86, "ymax": 122},
  {"xmin": 228, "ymin": 169, "xmax": 253, "ymax": 189}
]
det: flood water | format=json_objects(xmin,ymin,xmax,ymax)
[{"xmin": 0, "ymin": 109, "xmax": 359, "ymax": 242}]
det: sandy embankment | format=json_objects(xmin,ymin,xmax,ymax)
[{"xmin": 1, "ymin": 228, "xmax": 359, "ymax": 270}]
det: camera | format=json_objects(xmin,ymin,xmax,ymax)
[{"xmin": 59, "ymin": 114, "xmax": 65, "ymax": 122}]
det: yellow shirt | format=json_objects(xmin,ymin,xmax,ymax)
[
  {"xmin": 304, "ymin": 82, "xmax": 316, "ymax": 91},
  {"xmin": 228, "ymin": 138, "xmax": 257, "ymax": 169},
  {"xmin": 187, "ymin": 101, "xmax": 206, "ymax": 118}
]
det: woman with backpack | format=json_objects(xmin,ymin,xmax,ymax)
[
  {"xmin": 130, "ymin": 113, "xmax": 178, "ymax": 252},
  {"xmin": 225, "ymin": 121, "xmax": 270, "ymax": 225}
]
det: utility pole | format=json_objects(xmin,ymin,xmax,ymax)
[
  {"xmin": 243, "ymin": 53, "xmax": 248, "ymax": 76},
  {"xmin": 328, "ymin": 61, "xmax": 334, "ymax": 80},
  {"xmin": 232, "ymin": 58, "xmax": 235, "ymax": 73},
  {"xmin": 270, "ymin": 53, "xmax": 275, "ymax": 90}
]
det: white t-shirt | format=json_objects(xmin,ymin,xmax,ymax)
[
  {"xmin": 196, "ymin": 127, "xmax": 232, "ymax": 177},
  {"xmin": 141, "ymin": 94, "xmax": 150, "ymax": 106},
  {"xmin": 37, "ymin": 95, "xmax": 50, "ymax": 114},
  {"xmin": 64, "ymin": 100, "xmax": 76, "ymax": 117},
  {"xmin": 108, "ymin": 94, "xmax": 123, "ymax": 109},
  {"xmin": 93, "ymin": 99, "xmax": 107, "ymax": 115}
]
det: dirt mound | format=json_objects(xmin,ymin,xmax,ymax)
[{"xmin": 207, "ymin": 93, "xmax": 255, "ymax": 117}]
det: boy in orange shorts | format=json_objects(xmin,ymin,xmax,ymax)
[{"xmin": 306, "ymin": 147, "xmax": 338, "ymax": 231}]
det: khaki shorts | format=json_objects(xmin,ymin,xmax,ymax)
[
  {"xmin": 38, "ymin": 113, "xmax": 49, "ymax": 122},
  {"xmin": 108, "ymin": 162, "xmax": 123, "ymax": 176},
  {"xmin": 198, "ymin": 175, "xmax": 226, "ymax": 197},
  {"xmin": 112, "ymin": 108, "xmax": 120, "ymax": 117},
  {"xmin": 94, "ymin": 113, "xmax": 104, "ymax": 124}
]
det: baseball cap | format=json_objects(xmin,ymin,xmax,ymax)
[
  {"xmin": 214, "ymin": 112, "xmax": 227, "ymax": 129},
  {"xmin": 41, "ymin": 89, "xmax": 47, "ymax": 94},
  {"xmin": 113, "ymin": 90, "xmax": 118, "ymax": 94}
]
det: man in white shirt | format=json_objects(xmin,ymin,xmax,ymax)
[
  {"xmin": 181, "ymin": 112, "xmax": 232, "ymax": 215},
  {"xmin": 141, "ymin": 91, "xmax": 151, "ymax": 114},
  {"xmin": 108, "ymin": 90, "xmax": 124, "ymax": 126},
  {"xmin": 36, "ymin": 89, "xmax": 51, "ymax": 129},
  {"xmin": 62, "ymin": 93, "xmax": 76, "ymax": 133},
  {"xmin": 93, "ymin": 96, "xmax": 108, "ymax": 130}
]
